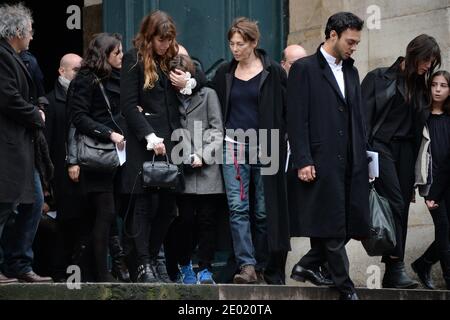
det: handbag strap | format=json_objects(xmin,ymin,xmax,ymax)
[
  {"xmin": 152, "ymin": 154, "xmax": 171, "ymax": 166},
  {"xmin": 94, "ymin": 75, "xmax": 124, "ymax": 136}
]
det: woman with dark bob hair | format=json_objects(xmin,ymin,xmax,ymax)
[{"xmin": 67, "ymin": 32, "xmax": 124, "ymax": 282}]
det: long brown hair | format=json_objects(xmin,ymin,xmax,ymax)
[
  {"xmin": 403, "ymin": 34, "xmax": 441, "ymax": 107},
  {"xmin": 429, "ymin": 70, "xmax": 450, "ymax": 114},
  {"xmin": 133, "ymin": 10, "xmax": 178, "ymax": 89}
]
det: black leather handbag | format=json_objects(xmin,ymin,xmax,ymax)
[
  {"xmin": 77, "ymin": 134, "xmax": 119, "ymax": 172},
  {"xmin": 142, "ymin": 155, "xmax": 181, "ymax": 190},
  {"xmin": 76, "ymin": 77, "xmax": 121, "ymax": 172}
]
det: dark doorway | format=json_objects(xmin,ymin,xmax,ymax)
[{"xmin": 0, "ymin": 0, "xmax": 84, "ymax": 92}]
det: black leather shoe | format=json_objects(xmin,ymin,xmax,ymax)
[
  {"xmin": 137, "ymin": 264, "xmax": 158, "ymax": 283},
  {"xmin": 291, "ymin": 264, "xmax": 334, "ymax": 286},
  {"xmin": 411, "ymin": 258, "xmax": 435, "ymax": 290},
  {"xmin": 383, "ymin": 261, "xmax": 418, "ymax": 289},
  {"xmin": 339, "ymin": 292, "xmax": 359, "ymax": 300}
]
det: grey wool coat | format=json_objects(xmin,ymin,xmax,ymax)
[{"xmin": 175, "ymin": 87, "xmax": 225, "ymax": 195}]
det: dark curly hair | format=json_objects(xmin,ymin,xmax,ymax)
[{"xmin": 81, "ymin": 32, "xmax": 122, "ymax": 78}]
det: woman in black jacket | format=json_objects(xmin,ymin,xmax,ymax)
[
  {"xmin": 362, "ymin": 34, "xmax": 441, "ymax": 289},
  {"xmin": 120, "ymin": 11, "xmax": 199, "ymax": 283},
  {"xmin": 67, "ymin": 33, "xmax": 124, "ymax": 282},
  {"xmin": 210, "ymin": 17, "xmax": 290, "ymax": 285}
]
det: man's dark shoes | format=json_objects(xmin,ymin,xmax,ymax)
[
  {"xmin": 0, "ymin": 272, "xmax": 18, "ymax": 284},
  {"xmin": 16, "ymin": 271, "xmax": 53, "ymax": 283},
  {"xmin": 339, "ymin": 292, "xmax": 359, "ymax": 300},
  {"xmin": 383, "ymin": 261, "xmax": 418, "ymax": 289},
  {"xmin": 291, "ymin": 263, "xmax": 334, "ymax": 286},
  {"xmin": 411, "ymin": 258, "xmax": 435, "ymax": 290},
  {"xmin": 151, "ymin": 259, "xmax": 171, "ymax": 283}
]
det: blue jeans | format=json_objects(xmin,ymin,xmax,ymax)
[
  {"xmin": 1, "ymin": 170, "xmax": 43, "ymax": 276},
  {"xmin": 222, "ymin": 143, "xmax": 268, "ymax": 269}
]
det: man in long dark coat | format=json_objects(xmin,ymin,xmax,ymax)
[{"xmin": 287, "ymin": 12, "xmax": 370, "ymax": 300}]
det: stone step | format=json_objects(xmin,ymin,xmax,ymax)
[{"xmin": 0, "ymin": 283, "xmax": 448, "ymax": 300}]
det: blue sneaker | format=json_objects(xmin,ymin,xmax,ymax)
[
  {"xmin": 197, "ymin": 268, "xmax": 215, "ymax": 284},
  {"xmin": 180, "ymin": 263, "xmax": 197, "ymax": 285}
]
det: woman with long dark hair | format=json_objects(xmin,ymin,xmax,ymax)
[
  {"xmin": 67, "ymin": 32, "xmax": 124, "ymax": 282},
  {"xmin": 362, "ymin": 34, "xmax": 441, "ymax": 289},
  {"xmin": 413, "ymin": 70, "xmax": 450, "ymax": 290}
]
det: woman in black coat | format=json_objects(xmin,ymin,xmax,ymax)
[
  {"xmin": 120, "ymin": 11, "xmax": 200, "ymax": 283},
  {"xmin": 210, "ymin": 17, "xmax": 290, "ymax": 285},
  {"xmin": 362, "ymin": 34, "xmax": 441, "ymax": 289},
  {"xmin": 67, "ymin": 33, "xmax": 125, "ymax": 282}
]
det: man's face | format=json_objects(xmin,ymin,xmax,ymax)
[
  {"xmin": 19, "ymin": 21, "xmax": 33, "ymax": 52},
  {"xmin": 282, "ymin": 46, "xmax": 307, "ymax": 74},
  {"xmin": 61, "ymin": 56, "xmax": 82, "ymax": 81},
  {"xmin": 333, "ymin": 29, "xmax": 361, "ymax": 61}
]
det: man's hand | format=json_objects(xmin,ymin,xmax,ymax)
[
  {"xmin": 68, "ymin": 165, "xmax": 80, "ymax": 183},
  {"xmin": 298, "ymin": 166, "xmax": 316, "ymax": 182},
  {"xmin": 426, "ymin": 200, "xmax": 439, "ymax": 211}
]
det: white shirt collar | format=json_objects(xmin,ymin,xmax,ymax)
[{"xmin": 320, "ymin": 46, "xmax": 342, "ymax": 68}]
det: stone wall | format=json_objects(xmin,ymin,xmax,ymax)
[{"xmin": 288, "ymin": 0, "xmax": 450, "ymax": 78}]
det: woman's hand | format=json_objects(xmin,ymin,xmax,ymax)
[
  {"xmin": 110, "ymin": 132, "xmax": 125, "ymax": 151},
  {"xmin": 169, "ymin": 69, "xmax": 188, "ymax": 89},
  {"xmin": 191, "ymin": 154, "xmax": 203, "ymax": 168},
  {"xmin": 154, "ymin": 142, "xmax": 166, "ymax": 156},
  {"xmin": 68, "ymin": 165, "xmax": 80, "ymax": 183}
]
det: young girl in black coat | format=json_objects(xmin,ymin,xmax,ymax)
[{"xmin": 414, "ymin": 70, "xmax": 450, "ymax": 290}]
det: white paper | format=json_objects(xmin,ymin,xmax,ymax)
[
  {"xmin": 116, "ymin": 141, "xmax": 127, "ymax": 166},
  {"xmin": 367, "ymin": 151, "xmax": 379, "ymax": 178},
  {"xmin": 46, "ymin": 211, "xmax": 57, "ymax": 219},
  {"xmin": 285, "ymin": 141, "xmax": 291, "ymax": 173}
]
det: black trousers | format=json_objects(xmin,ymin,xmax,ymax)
[
  {"xmin": 421, "ymin": 190, "xmax": 450, "ymax": 281},
  {"xmin": 165, "ymin": 194, "xmax": 219, "ymax": 271},
  {"xmin": 373, "ymin": 140, "xmax": 415, "ymax": 261},
  {"xmin": 77, "ymin": 192, "xmax": 116, "ymax": 282},
  {"xmin": 299, "ymin": 238, "xmax": 354, "ymax": 294},
  {"xmin": 133, "ymin": 191, "xmax": 177, "ymax": 266},
  {"xmin": 264, "ymin": 250, "xmax": 288, "ymax": 284}
]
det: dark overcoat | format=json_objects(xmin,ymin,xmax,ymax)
[
  {"xmin": 0, "ymin": 39, "xmax": 44, "ymax": 204},
  {"xmin": 287, "ymin": 46, "xmax": 370, "ymax": 240}
]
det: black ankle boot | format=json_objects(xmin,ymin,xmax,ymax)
[
  {"xmin": 137, "ymin": 264, "xmax": 158, "ymax": 283},
  {"xmin": 109, "ymin": 236, "xmax": 131, "ymax": 282},
  {"xmin": 151, "ymin": 258, "xmax": 171, "ymax": 283},
  {"xmin": 411, "ymin": 257, "xmax": 435, "ymax": 290},
  {"xmin": 383, "ymin": 260, "xmax": 419, "ymax": 289}
]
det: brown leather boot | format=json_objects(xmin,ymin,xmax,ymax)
[
  {"xmin": 0, "ymin": 272, "xmax": 18, "ymax": 284},
  {"xmin": 233, "ymin": 265, "xmax": 257, "ymax": 284}
]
